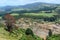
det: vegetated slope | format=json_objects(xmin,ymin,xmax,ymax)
[{"xmin": 0, "ymin": 23, "xmax": 41, "ymax": 40}]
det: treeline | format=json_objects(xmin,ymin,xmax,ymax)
[
  {"xmin": 14, "ymin": 14, "xmax": 60, "ymax": 22},
  {"xmin": 11, "ymin": 6, "xmax": 57, "ymax": 13}
]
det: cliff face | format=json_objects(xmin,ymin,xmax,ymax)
[{"xmin": 15, "ymin": 18, "xmax": 60, "ymax": 39}]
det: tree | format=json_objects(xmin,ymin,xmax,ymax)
[
  {"xmin": 4, "ymin": 13, "xmax": 16, "ymax": 32},
  {"xmin": 48, "ymin": 29, "xmax": 52, "ymax": 37}
]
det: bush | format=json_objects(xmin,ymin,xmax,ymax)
[
  {"xmin": 25, "ymin": 28, "xmax": 34, "ymax": 36},
  {"xmin": 48, "ymin": 29, "xmax": 52, "ymax": 37}
]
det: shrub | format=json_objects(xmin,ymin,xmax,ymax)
[
  {"xmin": 48, "ymin": 29, "xmax": 52, "ymax": 37},
  {"xmin": 25, "ymin": 28, "xmax": 34, "ymax": 36}
]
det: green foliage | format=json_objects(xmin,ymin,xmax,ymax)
[
  {"xmin": 20, "ymin": 35, "xmax": 42, "ymax": 40},
  {"xmin": 47, "ymin": 34, "xmax": 60, "ymax": 40},
  {"xmin": 48, "ymin": 29, "xmax": 52, "ymax": 37},
  {"xmin": 0, "ymin": 23, "xmax": 5, "ymax": 27},
  {"xmin": 55, "ymin": 7, "xmax": 60, "ymax": 14},
  {"xmin": 0, "ymin": 24, "xmax": 42, "ymax": 40},
  {"xmin": 25, "ymin": 28, "xmax": 34, "ymax": 36}
]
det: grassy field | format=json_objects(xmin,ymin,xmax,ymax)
[
  {"xmin": 10, "ymin": 12, "xmax": 58, "ymax": 17},
  {"xmin": 11, "ymin": 13, "xmax": 57, "ymax": 17},
  {"xmin": 0, "ymin": 16, "xmax": 2, "ymax": 19},
  {"xmin": 0, "ymin": 26, "xmax": 22, "ymax": 40},
  {"xmin": 10, "ymin": 13, "xmax": 19, "ymax": 16},
  {"xmin": 23, "ymin": 13, "xmax": 57, "ymax": 17}
]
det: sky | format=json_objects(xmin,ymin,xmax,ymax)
[{"xmin": 0, "ymin": 0, "xmax": 60, "ymax": 6}]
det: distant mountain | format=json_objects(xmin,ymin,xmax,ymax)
[
  {"xmin": 20, "ymin": 2, "xmax": 59, "ymax": 9},
  {"xmin": 0, "ymin": 2, "xmax": 60, "ymax": 10},
  {"xmin": 0, "ymin": 2, "xmax": 60, "ymax": 15}
]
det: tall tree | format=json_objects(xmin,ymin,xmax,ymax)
[{"xmin": 4, "ymin": 13, "xmax": 16, "ymax": 32}]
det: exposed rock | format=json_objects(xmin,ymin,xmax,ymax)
[{"xmin": 13, "ymin": 18, "xmax": 60, "ymax": 39}]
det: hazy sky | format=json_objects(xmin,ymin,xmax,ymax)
[{"xmin": 0, "ymin": 0, "xmax": 60, "ymax": 6}]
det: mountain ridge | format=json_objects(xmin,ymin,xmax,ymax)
[
  {"xmin": 0, "ymin": 2, "xmax": 60, "ymax": 10},
  {"xmin": 0, "ymin": 2, "xmax": 60, "ymax": 15}
]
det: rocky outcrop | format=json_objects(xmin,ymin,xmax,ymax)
[{"xmin": 15, "ymin": 18, "xmax": 60, "ymax": 39}]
